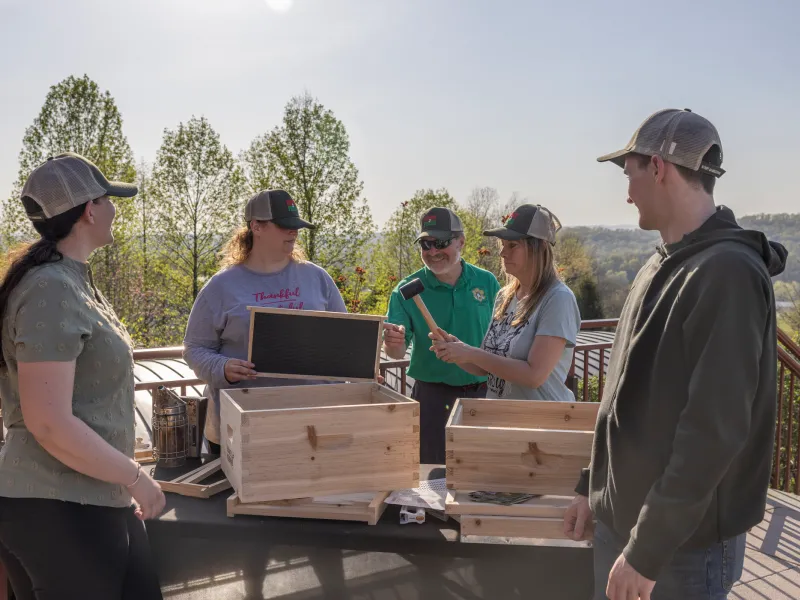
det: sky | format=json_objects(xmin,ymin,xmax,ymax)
[{"xmin": 0, "ymin": 0, "xmax": 798, "ymax": 229}]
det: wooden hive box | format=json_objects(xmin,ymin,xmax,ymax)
[
  {"xmin": 445, "ymin": 398, "xmax": 598, "ymax": 541},
  {"xmin": 220, "ymin": 307, "xmax": 420, "ymax": 504}
]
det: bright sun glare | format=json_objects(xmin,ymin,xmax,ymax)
[{"xmin": 264, "ymin": 0, "xmax": 294, "ymax": 13}]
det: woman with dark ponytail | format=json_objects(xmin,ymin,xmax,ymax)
[{"xmin": 0, "ymin": 153, "xmax": 164, "ymax": 599}]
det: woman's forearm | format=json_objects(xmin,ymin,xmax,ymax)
[
  {"xmin": 32, "ymin": 415, "xmax": 139, "ymax": 488},
  {"xmin": 457, "ymin": 362, "xmax": 489, "ymax": 377},
  {"xmin": 466, "ymin": 348, "xmax": 541, "ymax": 388}
]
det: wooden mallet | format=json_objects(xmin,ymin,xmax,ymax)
[{"xmin": 399, "ymin": 278, "xmax": 444, "ymax": 341}]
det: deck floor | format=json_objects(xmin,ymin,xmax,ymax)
[{"xmin": 732, "ymin": 489, "xmax": 800, "ymax": 599}]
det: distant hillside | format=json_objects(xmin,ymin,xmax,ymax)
[{"xmin": 564, "ymin": 212, "xmax": 800, "ymax": 285}]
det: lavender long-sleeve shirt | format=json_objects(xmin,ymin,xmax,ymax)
[{"xmin": 182, "ymin": 260, "xmax": 346, "ymax": 444}]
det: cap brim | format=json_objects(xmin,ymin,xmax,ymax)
[
  {"xmin": 273, "ymin": 216, "xmax": 316, "ymax": 230},
  {"xmin": 105, "ymin": 181, "xmax": 139, "ymax": 198},
  {"xmin": 415, "ymin": 230, "xmax": 455, "ymax": 242},
  {"xmin": 596, "ymin": 148, "xmax": 630, "ymax": 168},
  {"xmin": 482, "ymin": 227, "xmax": 529, "ymax": 240}
]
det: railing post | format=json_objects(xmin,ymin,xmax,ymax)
[
  {"xmin": 583, "ymin": 349, "xmax": 589, "ymax": 403},
  {"xmin": 785, "ymin": 374, "xmax": 794, "ymax": 493},
  {"xmin": 598, "ymin": 348, "xmax": 605, "ymax": 401},
  {"xmin": 774, "ymin": 363, "xmax": 785, "ymax": 489}
]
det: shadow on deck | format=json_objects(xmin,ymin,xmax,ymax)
[{"xmin": 733, "ymin": 489, "xmax": 800, "ymax": 599}]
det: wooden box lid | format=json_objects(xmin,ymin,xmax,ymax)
[{"xmin": 246, "ymin": 307, "xmax": 385, "ymax": 382}]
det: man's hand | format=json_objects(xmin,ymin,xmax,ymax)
[
  {"xmin": 606, "ymin": 554, "xmax": 655, "ymax": 600},
  {"xmin": 383, "ymin": 323, "xmax": 406, "ymax": 355},
  {"xmin": 563, "ymin": 494, "xmax": 593, "ymax": 541}
]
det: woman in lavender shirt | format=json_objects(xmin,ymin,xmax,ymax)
[{"xmin": 182, "ymin": 190, "xmax": 346, "ymax": 454}]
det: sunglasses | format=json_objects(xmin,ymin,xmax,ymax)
[{"xmin": 418, "ymin": 237, "xmax": 454, "ymax": 251}]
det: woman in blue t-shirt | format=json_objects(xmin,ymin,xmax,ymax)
[
  {"xmin": 431, "ymin": 204, "xmax": 581, "ymax": 401},
  {"xmin": 182, "ymin": 190, "xmax": 347, "ymax": 454}
]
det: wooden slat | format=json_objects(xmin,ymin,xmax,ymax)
[
  {"xmin": 445, "ymin": 491, "xmax": 570, "ymax": 518},
  {"xmin": 460, "ymin": 515, "xmax": 593, "ymax": 540},
  {"xmin": 226, "ymin": 491, "xmax": 390, "ymax": 524},
  {"xmin": 453, "ymin": 399, "xmax": 598, "ymax": 430},
  {"xmin": 447, "ymin": 426, "xmax": 592, "ymax": 496}
]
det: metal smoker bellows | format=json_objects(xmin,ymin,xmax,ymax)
[{"xmin": 152, "ymin": 386, "xmax": 187, "ymax": 468}]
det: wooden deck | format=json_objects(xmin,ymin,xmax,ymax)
[{"xmin": 733, "ymin": 489, "xmax": 800, "ymax": 598}]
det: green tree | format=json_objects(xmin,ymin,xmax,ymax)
[
  {"xmin": 377, "ymin": 188, "xmax": 459, "ymax": 280},
  {"xmin": 0, "ymin": 74, "xmax": 138, "ymax": 315},
  {"xmin": 459, "ymin": 186, "xmax": 505, "ymax": 277},
  {"xmin": 151, "ymin": 116, "xmax": 246, "ymax": 309},
  {"xmin": 555, "ymin": 232, "xmax": 604, "ymax": 319},
  {"xmin": 241, "ymin": 93, "xmax": 374, "ymax": 268}
]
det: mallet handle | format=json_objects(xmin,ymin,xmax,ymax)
[{"xmin": 412, "ymin": 296, "xmax": 444, "ymax": 341}]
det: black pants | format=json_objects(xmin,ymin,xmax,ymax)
[
  {"xmin": 411, "ymin": 380, "xmax": 488, "ymax": 465},
  {"xmin": 0, "ymin": 497, "xmax": 162, "ymax": 600}
]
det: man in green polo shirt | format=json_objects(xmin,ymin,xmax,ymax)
[{"xmin": 383, "ymin": 207, "xmax": 500, "ymax": 464}]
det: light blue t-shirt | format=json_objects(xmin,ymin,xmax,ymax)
[
  {"xmin": 183, "ymin": 260, "xmax": 346, "ymax": 444},
  {"xmin": 480, "ymin": 280, "xmax": 580, "ymax": 401}
]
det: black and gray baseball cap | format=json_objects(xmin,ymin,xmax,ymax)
[
  {"xmin": 483, "ymin": 204, "xmax": 562, "ymax": 245},
  {"xmin": 21, "ymin": 152, "xmax": 138, "ymax": 222},
  {"xmin": 597, "ymin": 108, "xmax": 725, "ymax": 177},
  {"xmin": 244, "ymin": 189, "xmax": 315, "ymax": 229},
  {"xmin": 414, "ymin": 207, "xmax": 464, "ymax": 242}
]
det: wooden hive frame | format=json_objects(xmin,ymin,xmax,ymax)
[
  {"xmin": 154, "ymin": 458, "xmax": 232, "ymax": 499},
  {"xmin": 227, "ymin": 490, "xmax": 390, "ymax": 525},
  {"xmin": 445, "ymin": 398, "xmax": 598, "ymax": 542}
]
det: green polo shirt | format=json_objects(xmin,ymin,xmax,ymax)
[{"xmin": 386, "ymin": 260, "xmax": 500, "ymax": 386}]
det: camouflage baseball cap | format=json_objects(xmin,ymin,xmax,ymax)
[
  {"xmin": 483, "ymin": 204, "xmax": 562, "ymax": 245},
  {"xmin": 597, "ymin": 108, "xmax": 725, "ymax": 177},
  {"xmin": 415, "ymin": 207, "xmax": 464, "ymax": 242},
  {"xmin": 244, "ymin": 189, "xmax": 315, "ymax": 229},
  {"xmin": 21, "ymin": 152, "xmax": 138, "ymax": 222}
]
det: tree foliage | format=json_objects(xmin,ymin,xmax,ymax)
[
  {"xmin": 1, "ymin": 74, "xmax": 136, "ymax": 246},
  {"xmin": 242, "ymin": 93, "xmax": 374, "ymax": 269},
  {"xmin": 151, "ymin": 116, "xmax": 246, "ymax": 308}
]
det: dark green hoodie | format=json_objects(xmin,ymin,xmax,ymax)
[{"xmin": 575, "ymin": 206, "xmax": 788, "ymax": 581}]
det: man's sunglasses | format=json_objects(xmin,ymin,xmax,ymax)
[{"xmin": 418, "ymin": 237, "xmax": 454, "ymax": 251}]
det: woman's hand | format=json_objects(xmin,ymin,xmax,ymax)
[
  {"xmin": 429, "ymin": 331, "xmax": 476, "ymax": 364},
  {"xmin": 224, "ymin": 358, "xmax": 258, "ymax": 383},
  {"xmin": 128, "ymin": 466, "xmax": 166, "ymax": 520}
]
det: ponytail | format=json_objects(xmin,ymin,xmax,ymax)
[{"xmin": 0, "ymin": 198, "xmax": 87, "ymax": 369}]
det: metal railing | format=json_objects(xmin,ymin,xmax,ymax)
[
  {"xmin": 773, "ymin": 328, "xmax": 800, "ymax": 493},
  {"xmin": 132, "ymin": 321, "xmax": 800, "ymax": 496}
]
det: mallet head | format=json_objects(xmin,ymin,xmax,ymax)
[{"xmin": 399, "ymin": 278, "xmax": 425, "ymax": 301}]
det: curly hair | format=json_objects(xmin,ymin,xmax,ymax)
[{"xmin": 219, "ymin": 222, "xmax": 306, "ymax": 268}]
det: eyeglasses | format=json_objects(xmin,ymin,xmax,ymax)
[{"xmin": 418, "ymin": 237, "xmax": 454, "ymax": 251}]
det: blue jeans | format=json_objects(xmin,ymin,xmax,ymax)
[{"xmin": 592, "ymin": 520, "xmax": 746, "ymax": 599}]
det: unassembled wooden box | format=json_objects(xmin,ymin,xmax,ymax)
[
  {"xmin": 221, "ymin": 382, "xmax": 420, "ymax": 504},
  {"xmin": 445, "ymin": 398, "xmax": 598, "ymax": 541}
]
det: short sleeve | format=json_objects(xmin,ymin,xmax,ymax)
[
  {"xmin": 386, "ymin": 288, "xmax": 412, "ymax": 346},
  {"xmin": 323, "ymin": 270, "xmax": 347, "ymax": 313},
  {"xmin": 534, "ymin": 288, "xmax": 580, "ymax": 347},
  {"xmin": 12, "ymin": 272, "xmax": 92, "ymax": 363}
]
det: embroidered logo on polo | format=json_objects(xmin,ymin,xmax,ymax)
[
  {"xmin": 286, "ymin": 198, "xmax": 299, "ymax": 213},
  {"xmin": 472, "ymin": 288, "xmax": 486, "ymax": 302}
]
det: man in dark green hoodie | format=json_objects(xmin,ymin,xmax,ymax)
[{"xmin": 563, "ymin": 108, "xmax": 788, "ymax": 600}]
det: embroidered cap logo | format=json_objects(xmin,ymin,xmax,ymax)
[
  {"xmin": 423, "ymin": 215, "xmax": 437, "ymax": 228},
  {"xmin": 505, "ymin": 212, "xmax": 519, "ymax": 226},
  {"xmin": 286, "ymin": 198, "xmax": 299, "ymax": 214}
]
